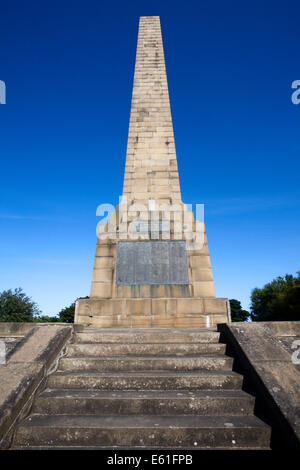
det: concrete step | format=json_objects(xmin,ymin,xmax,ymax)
[
  {"xmin": 32, "ymin": 389, "xmax": 255, "ymax": 416},
  {"xmin": 67, "ymin": 342, "xmax": 226, "ymax": 357},
  {"xmin": 59, "ymin": 355, "xmax": 233, "ymax": 372},
  {"xmin": 47, "ymin": 370, "xmax": 243, "ymax": 391},
  {"xmin": 13, "ymin": 414, "xmax": 271, "ymax": 449},
  {"xmin": 74, "ymin": 329, "xmax": 220, "ymax": 344}
]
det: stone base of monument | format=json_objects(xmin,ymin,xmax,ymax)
[
  {"xmin": 75, "ymin": 297, "xmax": 229, "ymax": 328},
  {"xmin": 77, "ymin": 234, "xmax": 229, "ymax": 328}
]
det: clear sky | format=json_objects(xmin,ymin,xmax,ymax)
[{"xmin": 0, "ymin": 0, "xmax": 299, "ymax": 316}]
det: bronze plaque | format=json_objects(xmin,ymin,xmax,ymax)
[{"xmin": 116, "ymin": 241, "xmax": 189, "ymax": 285}]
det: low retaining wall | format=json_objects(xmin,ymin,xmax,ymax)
[
  {"xmin": 0, "ymin": 323, "xmax": 78, "ymax": 449},
  {"xmin": 218, "ymin": 321, "xmax": 300, "ymax": 449}
]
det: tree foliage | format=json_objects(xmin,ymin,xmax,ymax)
[
  {"xmin": 58, "ymin": 302, "xmax": 76, "ymax": 323},
  {"xmin": 34, "ymin": 315, "xmax": 58, "ymax": 323},
  {"xmin": 58, "ymin": 297, "xmax": 89, "ymax": 323},
  {"xmin": 229, "ymin": 299, "xmax": 250, "ymax": 322},
  {"xmin": 0, "ymin": 289, "xmax": 90, "ymax": 323},
  {"xmin": 250, "ymin": 272, "xmax": 300, "ymax": 321},
  {"xmin": 0, "ymin": 288, "xmax": 40, "ymax": 322}
]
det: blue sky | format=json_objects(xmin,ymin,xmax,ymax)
[{"xmin": 0, "ymin": 0, "xmax": 299, "ymax": 316}]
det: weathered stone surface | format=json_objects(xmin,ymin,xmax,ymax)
[
  {"xmin": 193, "ymin": 282, "xmax": 215, "ymax": 297},
  {"xmin": 47, "ymin": 370, "xmax": 244, "ymax": 391},
  {"xmin": 176, "ymin": 298, "xmax": 204, "ymax": 314},
  {"xmin": 13, "ymin": 414, "xmax": 270, "ymax": 449},
  {"xmin": 89, "ymin": 282, "xmax": 112, "ymax": 298},
  {"xmin": 222, "ymin": 322, "xmax": 290, "ymax": 362},
  {"xmin": 59, "ymin": 355, "xmax": 233, "ymax": 372},
  {"xmin": 9, "ymin": 325, "xmax": 72, "ymax": 368},
  {"xmin": 204, "ymin": 298, "xmax": 227, "ymax": 313},
  {"xmin": 0, "ymin": 324, "xmax": 72, "ymax": 449},
  {"xmin": 32, "ymin": 389, "xmax": 255, "ymax": 417},
  {"xmin": 218, "ymin": 322, "xmax": 300, "ymax": 449},
  {"xmin": 191, "ymin": 268, "xmax": 213, "ymax": 281},
  {"xmin": 67, "ymin": 342, "xmax": 226, "ymax": 356},
  {"xmin": 116, "ymin": 241, "xmax": 189, "ymax": 285},
  {"xmin": 92, "ymin": 268, "xmax": 113, "ymax": 282},
  {"xmin": 75, "ymin": 297, "xmax": 228, "ymax": 328},
  {"xmin": 10, "ymin": 325, "xmax": 273, "ymax": 449},
  {"xmin": 0, "ymin": 323, "xmax": 34, "ymax": 336},
  {"xmin": 115, "ymin": 284, "xmax": 191, "ymax": 298},
  {"xmin": 266, "ymin": 321, "xmax": 300, "ymax": 337},
  {"xmin": 0, "ymin": 363, "xmax": 44, "ymax": 448},
  {"xmin": 74, "ymin": 328, "xmax": 221, "ymax": 344}
]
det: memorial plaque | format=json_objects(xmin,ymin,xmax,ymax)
[{"xmin": 116, "ymin": 241, "xmax": 189, "ymax": 285}]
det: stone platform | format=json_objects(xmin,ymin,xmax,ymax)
[{"xmin": 75, "ymin": 296, "xmax": 229, "ymax": 328}]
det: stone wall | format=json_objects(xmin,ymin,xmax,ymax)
[
  {"xmin": 218, "ymin": 321, "xmax": 300, "ymax": 449},
  {"xmin": 0, "ymin": 323, "xmax": 77, "ymax": 449}
]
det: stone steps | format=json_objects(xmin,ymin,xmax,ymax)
[
  {"xmin": 47, "ymin": 370, "xmax": 244, "ymax": 391},
  {"xmin": 67, "ymin": 342, "xmax": 226, "ymax": 356},
  {"xmin": 74, "ymin": 329, "xmax": 220, "ymax": 344},
  {"xmin": 12, "ymin": 414, "xmax": 270, "ymax": 449},
  {"xmin": 79, "ymin": 316, "xmax": 224, "ymax": 329},
  {"xmin": 11, "ymin": 328, "xmax": 271, "ymax": 449},
  {"xmin": 32, "ymin": 389, "xmax": 255, "ymax": 416},
  {"xmin": 58, "ymin": 355, "xmax": 233, "ymax": 372}
]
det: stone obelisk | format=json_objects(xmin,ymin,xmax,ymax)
[
  {"xmin": 122, "ymin": 16, "xmax": 181, "ymax": 206},
  {"xmin": 75, "ymin": 16, "xmax": 229, "ymax": 327}
]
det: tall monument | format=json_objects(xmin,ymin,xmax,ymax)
[{"xmin": 75, "ymin": 16, "xmax": 229, "ymax": 327}]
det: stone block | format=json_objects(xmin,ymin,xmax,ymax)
[
  {"xmin": 251, "ymin": 360, "xmax": 300, "ymax": 422},
  {"xmin": 90, "ymin": 282, "xmax": 112, "ymax": 299},
  {"xmin": 74, "ymin": 298, "xmax": 90, "ymax": 320},
  {"xmin": 9, "ymin": 325, "xmax": 72, "ymax": 367},
  {"xmin": 265, "ymin": 322, "xmax": 300, "ymax": 337},
  {"xmin": 193, "ymin": 281, "xmax": 215, "ymax": 297},
  {"xmin": 125, "ymin": 299, "xmax": 151, "ymax": 315},
  {"xmin": 92, "ymin": 268, "xmax": 113, "ymax": 282},
  {"xmin": 86, "ymin": 299, "xmax": 125, "ymax": 316},
  {"xmin": 116, "ymin": 285, "xmax": 151, "ymax": 298},
  {"xmin": 203, "ymin": 298, "xmax": 227, "ymax": 314},
  {"xmin": 227, "ymin": 323, "xmax": 291, "ymax": 362},
  {"xmin": 88, "ymin": 316, "xmax": 116, "ymax": 328},
  {"xmin": 190, "ymin": 255, "xmax": 211, "ymax": 268},
  {"xmin": 191, "ymin": 268, "xmax": 213, "ymax": 281},
  {"xmin": 176, "ymin": 298, "xmax": 204, "ymax": 315},
  {"xmin": 95, "ymin": 245, "xmax": 116, "ymax": 257},
  {"xmin": 209, "ymin": 314, "xmax": 228, "ymax": 326},
  {"xmin": 173, "ymin": 316, "xmax": 207, "ymax": 328},
  {"xmin": 0, "ymin": 363, "xmax": 44, "ymax": 448},
  {"xmin": 94, "ymin": 257, "xmax": 113, "ymax": 268},
  {"xmin": 152, "ymin": 298, "xmax": 177, "ymax": 315},
  {"xmin": 130, "ymin": 316, "xmax": 152, "ymax": 328},
  {"xmin": 187, "ymin": 244, "xmax": 209, "ymax": 256},
  {"xmin": 152, "ymin": 317, "xmax": 175, "ymax": 327}
]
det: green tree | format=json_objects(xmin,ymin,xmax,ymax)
[
  {"xmin": 34, "ymin": 315, "xmax": 59, "ymax": 323},
  {"xmin": 58, "ymin": 302, "xmax": 75, "ymax": 323},
  {"xmin": 229, "ymin": 299, "xmax": 250, "ymax": 322},
  {"xmin": 250, "ymin": 272, "xmax": 300, "ymax": 321},
  {"xmin": 58, "ymin": 297, "xmax": 89, "ymax": 323},
  {"xmin": 0, "ymin": 288, "xmax": 40, "ymax": 322}
]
